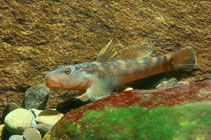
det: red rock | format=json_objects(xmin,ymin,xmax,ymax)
[{"xmin": 55, "ymin": 80, "xmax": 211, "ymax": 126}]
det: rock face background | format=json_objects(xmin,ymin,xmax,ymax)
[{"xmin": 0, "ymin": 0, "xmax": 210, "ymax": 116}]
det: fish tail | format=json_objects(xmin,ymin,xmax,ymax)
[{"xmin": 169, "ymin": 46, "xmax": 197, "ymax": 71}]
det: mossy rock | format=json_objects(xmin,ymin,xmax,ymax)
[{"xmin": 44, "ymin": 101, "xmax": 211, "ymax": 140}]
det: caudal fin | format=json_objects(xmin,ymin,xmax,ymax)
[{"xmin": 170, "ymin": 46, "xmax": 197, "ymax": 71}]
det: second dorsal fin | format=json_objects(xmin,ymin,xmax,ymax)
[
  {"xmin": 96, "ymin": 40, "xmax": 118, "ymax": 62},
  {"xmin": 119, "ymin": 44, "xmax": 153, "ymax": 60}
]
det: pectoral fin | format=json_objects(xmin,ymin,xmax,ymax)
[
  {"xmin": 85, "ymin": 76, "xmax": 112, "ymax": 101},
  {"xmin": 119, "ymin": 44, "xmax": 153, "ymax": 60},
  {"xmin": 96, "ymin": 39, "xmax": 118, "ymax": 62}
]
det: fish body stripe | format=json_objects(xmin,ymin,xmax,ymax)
[{"xmin": 73, "ymin": 55, "xmax": 172, "ymax": 87}]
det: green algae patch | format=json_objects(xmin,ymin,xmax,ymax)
[{"xmin": 48, "ymin": 101, "xmax": 211, "ymax": 140}]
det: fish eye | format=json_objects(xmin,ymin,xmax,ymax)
[{"xmin": 65, "ymin": 68, "xmax": 71, "ymax": 74}]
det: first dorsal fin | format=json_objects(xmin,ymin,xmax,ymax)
[
  {"xmin": 96, "ymin": 39, "xmax": 118, "ymax": 62},
  {"xmin": 119, "ymin": 44, "xmax": 153, "ymax": 60}
]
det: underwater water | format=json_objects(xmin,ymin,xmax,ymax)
[{"xmin": 0, "ymin": 0, "xmax": 210, "ymax": 139}]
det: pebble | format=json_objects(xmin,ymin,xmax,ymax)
[
  {"xmin": 1, "ymin": 125, "xmax": 12, "ymax": 140},
  {"xmin": 23, "ymin": 128, "xmax": 42, "ymax": 140},
  {"xmin": 35, "ymin": 124, "xmax": 52, "ymax": 137},
  {"xmin": 9, "ymin": 135, "xmax": 24, "ymax": 140},
  {"xmin": 23, "ymin": 84, "xmax": 50, "ymax": 110},
  {"xmin": 30, "ymin": 108, "xmax": 43, "ymax": 118},
  {"xmin": 124, "ymin": 87, "xmax": 133, "ymax": 91},
  {"xmin": 4, "ymin": 108, "xmax": 32, "ymax": 134},
  {"xmin": 0, "ymin": 124, "xmax": 5, "ymax": 139},
  {"xmin": 1, "ymin": 103, "xmax": 19, "ymax": 123},
  {"xmin": 156, "ymin": 78, "xmax": 188, "ymax": 89},
  {"xmin": 30, "ymin": 111, "xmax": 37, "ymax": 128},
  {"xmin": 36, "ymin": 110, "xmax": 64, "ymax": 126}
]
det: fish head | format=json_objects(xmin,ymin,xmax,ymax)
[{"xmin": 45, "ymin": 65, "xmax": 92, "ymax": 90}]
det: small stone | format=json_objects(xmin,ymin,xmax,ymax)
[
  {"xmin": 0, "ymin": 124, "xmax": 5, "ymax": 139},
  {"xmin": 22, "ymin": 84, "xmax": 50, "ymax": 110},
  {"xmin": 23, "ymin": 128, "xmax": 42, "ymax": 140},
  {"xmin": 30, "ymin": 111, "xmax": 37, "ymax": 128},
  {"xmin": 5, "ymin": 108, "xmax": 32, "ymax": 134},
  {"xmin": 35, "ymin": 124, "xmax": 52, "ymax": 137},
  {"xmin": 1, "ymin": 125, "xmax": 12, "ymax": 140},
  {"xmin": 156, "ymin": 78, "xmax": 188, "ymax": 89},
  {"xmin": 124, "ymin": 87, "xmax": 133, "ymax": 91},
  {"xmin": 9, "ymin": 135, "xmax": 24, "ymax": 140},
  {"xmin": 30, "ymin": 108, "xmax": 43, "ymax": 117},
  {"xmin": 30, "ymin": 109, "xmax": 44, "ymax": 128},
  {"xmin": 36, "ymin": 110, "xmax": 64, "ymax": 126},
  {"xmin": 1, "ymin": 103, "xmax": 19, "ymax": 123},
  {"xmin": 35, "ymin": 38, "xmax": 48, "ymax": 45}
]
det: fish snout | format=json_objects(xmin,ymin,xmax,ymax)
[
  {"xmin": 45, "ymin": 73, "xmax": 62, "ymax": 89},
  {"xmin": 44, "ymin": 72, "xmax": 51, "ymax": 79}
]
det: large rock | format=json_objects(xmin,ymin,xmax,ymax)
[
  {"xmin": 22, "ymin": 84, "xmax": 50, "ymax": 110},
  {"xmin": 45, "ymin": 102, "xmax": 211, "ymax": 140},
  {"xmin": 4, "ymin": 108, "xmax": 33, "ymax": 134},
  {"xmin": 44, "ymin": 80, "xmax": 211, "ymax": 139}
]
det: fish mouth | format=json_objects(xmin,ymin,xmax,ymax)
[{"xmin": 45, "ymin": 74, "xmax": 63, "ymax": 89}]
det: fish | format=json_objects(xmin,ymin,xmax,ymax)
[{"xmin": 45, "ymin": 40, "xmax": 196, "ymax": 102}]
